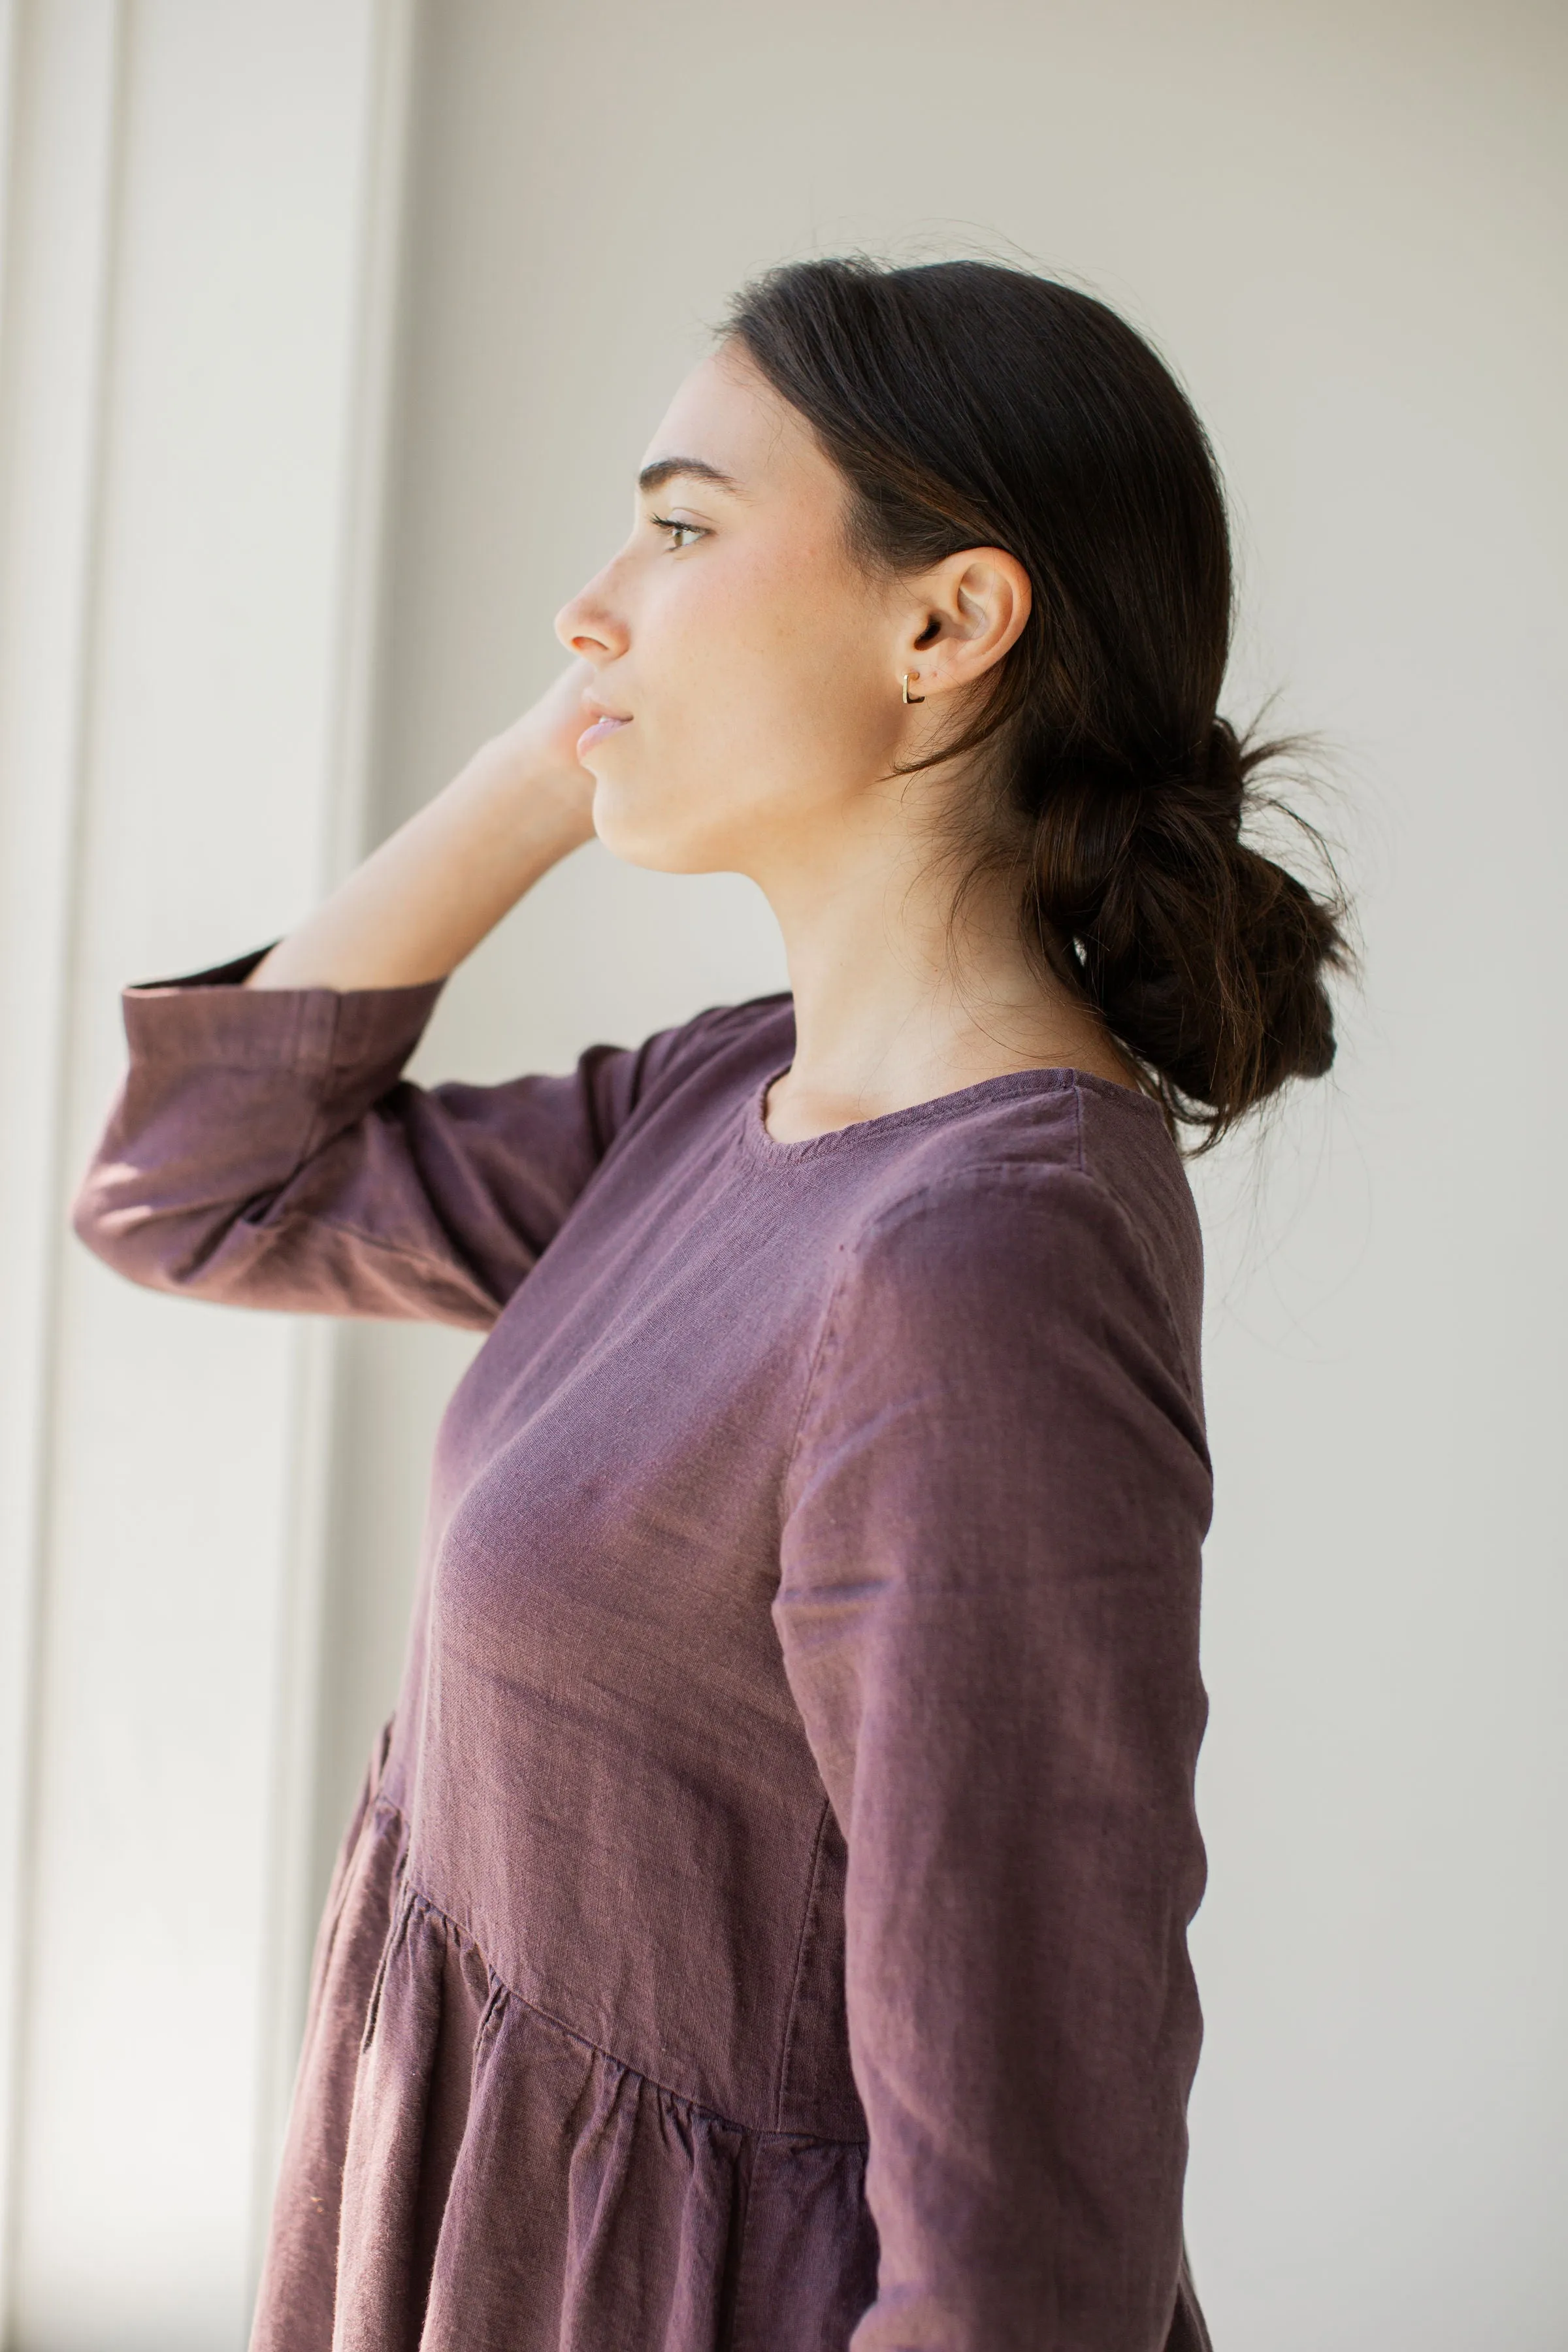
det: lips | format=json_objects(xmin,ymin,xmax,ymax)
[{"xmin": 577, "ymin": 708, "xmax": 631, "ymax": 759}]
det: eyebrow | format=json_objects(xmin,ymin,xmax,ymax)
[{"xmin": 636, "ymin": 457, "xmax": 739, "ymax": 496}]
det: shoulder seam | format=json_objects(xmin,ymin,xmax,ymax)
[
  {"xmin": 807, "ymin": 1134, "xmax": 1192, "ymax": 1375},
  {"xmin": 778, "ymin": 1239, "xmax": 855, "ymax": 1522}
]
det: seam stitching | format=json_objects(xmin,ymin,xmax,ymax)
[
  {"xmin": 295, "ymin": 988, "xmax": 343, "ymax": 1161},
  {"xmin": 809, "ymin": 1154, "xmax": 1193, "ymax": 1373},
  {"xmin": 776, "ymin": 1242, "xmax": 853, "ymax": 1517},
  {"xmin": 772, "ymin": 1795, "xmax": 832, "ymax": 2133},
  {"xmin": 362, "ymin": 1799, "xmax": 868, "ymax": 2148}
]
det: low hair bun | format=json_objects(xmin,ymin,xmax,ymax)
[{"xmin": 1029, "ymin": 719, "xmax": 1346, "ymax": 1145}]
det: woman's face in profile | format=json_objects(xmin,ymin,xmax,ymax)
[{"xmin": 555, "ymin": 344, "xmax": 909, "ymax": 878}]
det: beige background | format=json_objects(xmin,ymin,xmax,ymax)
[{"xmin": 1, "ymin": 2, "xmax": 1563, "ymax": 2345}]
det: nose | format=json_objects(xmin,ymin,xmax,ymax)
[{"xmin": 554, "ymin": 564, "xmax": 629, "ymax": 668}]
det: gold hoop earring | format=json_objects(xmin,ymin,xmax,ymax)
[{"xmin": 902, "ymin": 672, "xmax": 925, "ymax": 704}]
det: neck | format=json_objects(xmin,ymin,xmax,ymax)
[{"xmin": 752, "ymin": 796, "xmax": 1139, "ymax": 1141}]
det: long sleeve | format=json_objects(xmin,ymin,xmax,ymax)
[
  {"xmin": 71, "ymin": 946, "xmax": 659, "ymax": 1328},
  {"xmin": 774, "ymin": 1164, "xmax": 1213, "ymax": 2351}
]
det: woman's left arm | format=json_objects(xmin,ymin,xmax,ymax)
[{"xmin": 775, "ymin": 1164, "xmax": 1213, "ymax": 2352}]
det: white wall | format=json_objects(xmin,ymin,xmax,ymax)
[
  {"xmin": 0, "ymin": 5, "xmax": 411, "ymax": 2345},
  {"xmin": 354, "ymin": 4, "xmax": 1567, "ymax": 2348}
]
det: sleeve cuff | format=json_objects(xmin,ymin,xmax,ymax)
[{"xmin": 121, "ymin": 943, "xmax": 447, "ymax": 1081}]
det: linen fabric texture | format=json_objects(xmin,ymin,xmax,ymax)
[{"xmin": 73, "ymin": 950, "xmax": 1215, "ymax": 2352}]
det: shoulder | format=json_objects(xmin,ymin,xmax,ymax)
[
  {"xmin": 630, "ymin": 990, "xmax": 795, "ymax": 1103},
  {"xmin": 829, "ymin": 1076, "xmax": 1204, "ymax": 1389}
]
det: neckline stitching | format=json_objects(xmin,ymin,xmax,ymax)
[{"xmin": 743, "ymin": 1059, "xmax": 1156, "ymax": 1164}]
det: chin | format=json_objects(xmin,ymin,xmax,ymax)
[{"xmin": 591, "ymin": 780, "xmax": 732, "ymax": 876}]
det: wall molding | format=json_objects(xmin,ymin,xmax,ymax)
[
  {"xmin": 250, "ymin": 12, "xmax": 419, "ymax": 2260},
  {"xmin": 0, "ymin": 5, "xmax": 128, "ymax": 2330}
]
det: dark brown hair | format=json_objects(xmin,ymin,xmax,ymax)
[{"xmin": 725, "ymin": 256, "xmax": 1348, "ymax": 1149}]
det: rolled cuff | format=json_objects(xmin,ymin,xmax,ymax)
[{"xmin": 121, "ymin": 943, "xmax": 447, "ymax": 1083}]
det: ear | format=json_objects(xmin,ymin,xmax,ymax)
[{"xmin": 895, "ymin": 547, "xmax": 1032, "ymax": 703}]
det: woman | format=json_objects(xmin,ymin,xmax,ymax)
[{"xmin": 74, "ymin": 257, "xmax": 1344, "ymax": 2350}]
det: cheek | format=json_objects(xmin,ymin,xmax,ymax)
[
  {"xmin": 671, "ymin": 550, "xmax": 885, "ymax": 771},
  {"xmin": 591, "ymin": 536, "xmax": 895, "ymax": 873}
]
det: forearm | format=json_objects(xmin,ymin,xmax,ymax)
[{"xmin": 249, "ymin": 674, "xmax": 597, "ymax": 992}]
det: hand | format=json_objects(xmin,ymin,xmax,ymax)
[
  {"xmin": 476, "ymin": 659, "xmax": 600, "ymax": 851},
  {"xmin": 247, "ymin": 660, "xmax": 606, "ymax": 992}
]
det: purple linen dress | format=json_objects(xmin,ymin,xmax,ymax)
[{"xmin": 73, "ymin": 948, "xmax": 1215, "ymax": 2352}]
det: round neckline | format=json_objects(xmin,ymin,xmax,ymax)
[{"xmin": 742, "ymin": 1056, "xmax": 1158, "ymax": 1166}]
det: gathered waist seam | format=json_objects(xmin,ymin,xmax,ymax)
[{"xmin": 360, "ymin": 1793, "xmax": 870, "ymax": 2151}]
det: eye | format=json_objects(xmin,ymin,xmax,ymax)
[{"xmin": 650, "ymin": 513, "xmax": 708, "ymax": 552}]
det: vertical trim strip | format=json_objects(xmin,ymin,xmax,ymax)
[
  {"xmin": 0, "ymin": 0, "xmax": 129, "ymax": 2330},
  {"xmin": 246, "ymin": 0, "xmax": 420, "ymax": 2296}
]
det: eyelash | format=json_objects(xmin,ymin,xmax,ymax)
[{"xmin": 650, "ymin": 514, "xmax": 708, "ymax": 551}]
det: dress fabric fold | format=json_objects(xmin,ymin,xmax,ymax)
[
  {"xmin": 72, "ymin": 949, "xmax": 1215, "ymax": 2352},
  {"xmin": 275, "ymin": 1771, "xmax": 876, "ymax": 2352}
]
